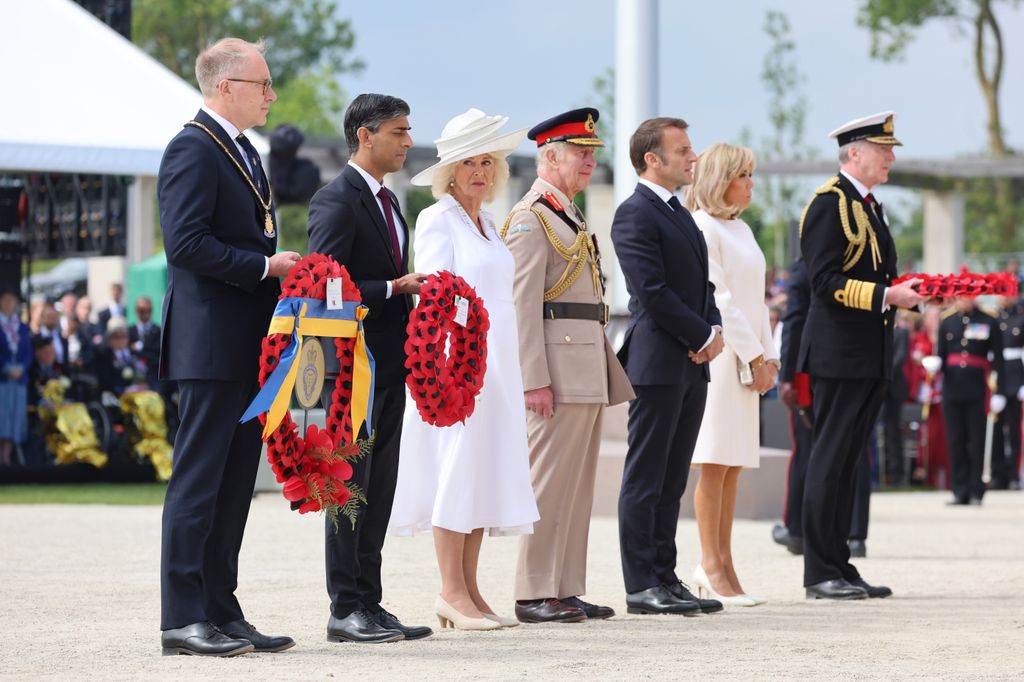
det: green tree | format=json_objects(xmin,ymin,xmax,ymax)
[
  {"xmin": 857, "ymin": 0, "xmax": 1021, "ymax": 248},
  {"xmin": 133, "ymin": 0, "xmax": 361, "ymax": 136},
  {"xmin": 759, "ymin": 10, "xmax": 816, "ymax": 268}
]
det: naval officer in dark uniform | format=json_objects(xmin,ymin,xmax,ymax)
[
  {"xmin": 991, "ymin": 297, "xmax": 1023, "ymax": 490},
  {"xmin": 798, "ymin": 112, "xmax": 924, "ymax": 600},
  {"xmin": 938, "ymin": 298, "xmax": 1004, "ymax": 504}
]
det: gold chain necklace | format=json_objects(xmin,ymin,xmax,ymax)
[{"xmin": 184, "ymin": 121, "xmax": 275, "ymax": 238}]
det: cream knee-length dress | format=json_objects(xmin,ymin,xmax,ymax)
[{"xmin": 691, "ymin": 209, "xmax": 779, "ymax": 468}]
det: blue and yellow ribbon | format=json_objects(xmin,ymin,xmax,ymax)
[{"xmin": 241, "ymin": 297, "xmax": 375, "ymax": 440}]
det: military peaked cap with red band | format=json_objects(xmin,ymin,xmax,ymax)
[{"xmin": 528, "ymin": 107, "xmax": 604, "ymax": 147}]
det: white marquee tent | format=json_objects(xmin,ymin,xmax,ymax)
[{"xmin": 0, "ymin": 0, "xmax": 267, "ymax": 175}]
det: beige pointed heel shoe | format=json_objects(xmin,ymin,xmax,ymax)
[{"xmin": 434, "ymin": 597, "xmax": 501, "ymax": 631}]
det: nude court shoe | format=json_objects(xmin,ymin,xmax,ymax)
[
  {"xmin": 434, "ymin": 596, "xmax": 501, "ymax": 631},
  {"xmin": 693, "ymin": 565, "xmax": 758, "ymax": 607},
  {"xmin": 482, "ymin": 612, "xmax": 520, "ymax": 628}
]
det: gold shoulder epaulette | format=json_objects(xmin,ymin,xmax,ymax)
[
  {"xmin": 940, "ymin": 306, "xmax": 959, "ymax": 320},
  {"xmin": 799, "ymin": 176, "xmax": 880, "ymax": 273},
  {"xmin": 980, "ymin": 305, "xmax": 999, "ymax": 318}
]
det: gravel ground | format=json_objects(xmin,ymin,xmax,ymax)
[{"xmin": 1, "ymin": 490, "xmax": 1023, "ymax": 681}]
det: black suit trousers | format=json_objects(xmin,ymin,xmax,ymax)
[
  {"xmin": 802, "ymin": 377, "xmax": 886, "ymax": 586},
  {"xmin": 325, "ymin": 384, "xmax": 405, "ymax": 617},
  {"xmin": 786, "ymin": 406, "xmax": 871, "ymax": 540},
  {"xmin": 944, "ymin": 399, "xmax": 987, "ymax": 501},
  {"xmin": 619, "ymin": 381, "xmax": 707, "ymax": 594},
  {"xmin": 992, "ymin": 398, "xmax": 1022, "ymax": 484},
  {"xmin": 160, "ymin": 378, "xmax": 261, "ymax": 630}
]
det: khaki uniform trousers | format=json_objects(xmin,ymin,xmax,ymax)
[{"xmin": 514, "ymin": 402, "xmax": 604, "ymax": 600}]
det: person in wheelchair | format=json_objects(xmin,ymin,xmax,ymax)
[{"xmin": 96, "ymin": 318, "xmax": 150, "ymax": 397}]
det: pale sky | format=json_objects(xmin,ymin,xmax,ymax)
[{"xmin": 336, "ymin": 0, "xmax": 1023, "ymax": 161}]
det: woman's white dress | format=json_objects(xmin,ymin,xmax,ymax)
[
  {"xmin": 691, "ymin": 210, "xmax": 779, "ymax": 468},
  {"xmin": 388, "ymin": 194, "xmax": 539, "ymax": 536}
]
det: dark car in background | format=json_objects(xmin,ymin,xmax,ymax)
[{"xmin": 21, "ymin": 257, "xmax": 88, "ymax": 300}]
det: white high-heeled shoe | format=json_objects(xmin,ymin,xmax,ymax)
[
  {"xmin": 482, "ymin": 612, "xmax": 520, "ymax": 628},
  {"xmin": 743, "ymin": 593, "xmax": 768, "ymax": 605},
  {"xmin": 434, "ymin": 596, "xmax": 501, "ymax": 631},
  {"xmin": 693, "ymin": 566, "xmax": 757, "ymax": 607}
]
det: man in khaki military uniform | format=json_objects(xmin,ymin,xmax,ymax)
[{"xmin": 501, "ymin": 108, "xmax": 634, "ymax": 623}]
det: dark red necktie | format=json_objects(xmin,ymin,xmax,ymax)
[
  {"xmin": 866, "ymin": 193, "xmax": 883, "ymax": 223},
  {"xmin": 376, "ymin": 186, "xmax": 403, "ymax": 272}
]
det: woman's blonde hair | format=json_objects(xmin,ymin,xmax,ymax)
[
  {"xmin": 683, "ymin": 143, "xmax": 756, "ymax": 219},
  {"xmin": 430, "ymin": 154, "xmax": 511, "ymax": 202}
]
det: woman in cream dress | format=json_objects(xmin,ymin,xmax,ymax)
[
  {"xmin": 388, "ymin": 109, "xmax": 539, "ymax": 631},
  {"xmin": 685, "ymin": 143, "xmax": 778, "ymax": 606}
]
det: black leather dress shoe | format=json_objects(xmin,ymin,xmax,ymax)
[
  {"xmin": 664, "ymin": 581, "xmax": 723, "ymax": 614},
  {"xmin": 514, "ymin": 598, "xmax": 587, "ymax": 623},
  {"xmin": 947, "ymin": 497, "xmax": 970, "ymax": 506},
  {"xmin": 374, "ymin": 608, "xmax": 433, "ymax": 640},
  {"xmin": 327, "ymin": 609, "xmax": 404, "ymax": 643},
  {"xmin": 772, "ymin": 523, "xmax": 804, "ymax": 555},
  {"xmin": 217, "ymin": 619, "xmax": 295, "ymax": 653},
  {"xmin": 848, "ymin": 539, "xmax": 867, "ymax": 558},
  {"xmin": 850, "ymin": 578, "xmax": 893, "ymax": 598},
  {"xmin": 805, "ymin": 579, "xmax": 868, "ymax": 600},
  {"xmin": 161, "ymin": 621, "xmax": 254, "ymax": 657},
  {"xmin": 563, "ymin": 596, "xmax": 615, "ymax": 619},
  {"xmin": 625, "ymin": 585, "xmax": 702, "ymax": 616}
]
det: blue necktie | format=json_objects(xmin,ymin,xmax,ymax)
[{"xmin": 236, "ymin": 134, "xmax": 263, "ymax": 193}]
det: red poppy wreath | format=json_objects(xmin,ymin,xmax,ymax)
[
  {"xmin": 404, "ymin": 271, "xmax": 490, "ymax": 427},
  {"xmin": 255, "ymin": 253, "xmax": 371, "ymax": 525}
]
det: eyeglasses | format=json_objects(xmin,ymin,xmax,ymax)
[{"xmin": 226, "ymin": 77, "xmax": 273, "ymax": 95}]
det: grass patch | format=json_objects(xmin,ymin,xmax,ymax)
[{"xmin": 0, "ymin": 483, "xmax": 167, "ymax": 505}]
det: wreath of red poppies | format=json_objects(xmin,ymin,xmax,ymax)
[
  {"xmin": 404, "ymin": 271, "xmax": 490, "ymax": 427},
  {"xmin": 893, "ymin": 267, "xmax": 1019, "ymax": 299},
  {"xmin": 257, "ymin": 253, "xmax": 366, "ymax": 519}
]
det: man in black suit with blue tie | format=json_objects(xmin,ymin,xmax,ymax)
[
  {"xmin": 612, "ymin": 118, "xmax": 724, "ymax": 616},
  {"xmin": 158, "ymin": 38, "xmax": 299, "ymax": 657},
  {"xmin": 307, "ymin": 94, "xmax": 430, "ymax": 644}
]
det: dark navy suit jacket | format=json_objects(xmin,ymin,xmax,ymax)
[
  {"xmin": 612, "ymin": 182, "xmax": 721, "ymax": 386},
  {"xmin": 157, "ymin": 109, "xmax": 280, "ymax": 382},
  {"xmin": 307, "ymin": 164, "xmax": 411, "ymax": 388}
]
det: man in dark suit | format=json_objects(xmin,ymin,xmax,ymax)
[
  {"xmin": 307, "ymin": 93, "xmax": 430, "ymax": 644},
  {"xmin": 158, "ymin": 37, "xmax": 299, "ymax": 657},
  {"xmin": 611, "ymin": 117, "xmax": 724, "ymax": 616},
  {"xmin": 990, "ymin": 296, "xmax": 1023, "ymax": 490},
  {"xmin": 128, "ymin": 296, "xmax": 161, "ymax": 387},
  {"xmin": 97, "ymin": 282, "xmax": 126, "ymax": 333},
  {"xmin": 798, "ymin": 112, "xmax": 924, "ymax": 600}
]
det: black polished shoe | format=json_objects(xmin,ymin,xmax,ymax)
[
  {"xmin": 772, "ymin": 523, "xmax": 804, "ymax": 555},
  {"xmin": 848, "ymin": 539, "xmax": 867, "ymax": 558},
  {"xmin": 664, "ymin": 581, "xmax": 723, "ymax": 614},
  {"xmin": 514, "ymin": 598, "xmax": 587, "ymax": 623},
  {"xmin": 562, "ymin": 596, "xmax": 615, "ymax": 620},
  {"xmin": 947, "ymin": 497, "xmax": 970, "ymax": 506},
  {"xmin": 849, "ymin": 578, "xmax": 893, "ymax": 598},
  {"xmin": 374, "ymin": 608, "xmax": 433, "ymax": 640},
  {"xmin": 625, "ymin": 585, "xmax": 702, "ymax": 616},
  {"xmin": 217, "ymin": 619, "xmax": 295, "ymax": 653},
  {"xmin": 327, "ymin": 609, "xmax": 404, "ymax": 643},
  {"xmin": 161, "ymin": 621, "xmax": 254, "ymax": 657},
  {"xmin": 805, "ymin": 579, "xmax": 868, "ymax": 600}
]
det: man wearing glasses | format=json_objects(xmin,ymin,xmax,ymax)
[{"xmin": 157, "ymin": 37, "xmax": 299, "ymax": 657}]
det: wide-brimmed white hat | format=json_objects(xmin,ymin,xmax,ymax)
[{"xmin": 410, "ymin": 108, "xmax": 527, "ymax": 186}]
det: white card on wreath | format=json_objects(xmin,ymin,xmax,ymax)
[
  {"xmin": 453, "ymin": 296, "xmax": 469, "ymax": 327},
  {"xmin": 326, "ymin": 277, "xmax": 343, "ymax": 310}
]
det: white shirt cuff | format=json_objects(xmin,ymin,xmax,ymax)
[
  {"xmin": 881, "ymin": 286, "xmax": 890, "ymax": 312},
  {"xmin": 698, "ymin": 326, "xmax": 720, "ymax": 352},
  {"xmin": 385, "ymin": 280, "xmax": 393, "ymax": 299},
  {"xmin": 261, "ymin": 256, "xmax": 269, "ymax": 280}
]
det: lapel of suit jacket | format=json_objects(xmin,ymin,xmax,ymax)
[
  {"xmin": 343, "ymin": 165, "xmax": 400, "ymax": 272},
  {"xmin": 636, "ymin": 183, "xmax": 707, "ymax": 271},
  {"xmin": 194, "ymin": 109, "xmax": 252, "ymax": 181}
]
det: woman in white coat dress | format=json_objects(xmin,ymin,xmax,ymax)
[
  {"xmin": 389, "ymin": 109, "xmax": 540, "ymax": 631},
  {"xmin": 684, "ymin": 143, "xmax": 779, "ymax": 606}
]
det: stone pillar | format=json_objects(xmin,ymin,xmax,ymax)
[
  {"xmin": 922, "ymin": 190, "xmax": 965, "ymax": 273},
  {"xmin": 126, "ymin": 175, "xmax": 155, "ymax": 265}
]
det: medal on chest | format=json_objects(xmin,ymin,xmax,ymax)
[{"xmin": 264, "ymin": 211, "xmax": 276, "ymax": 239}]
